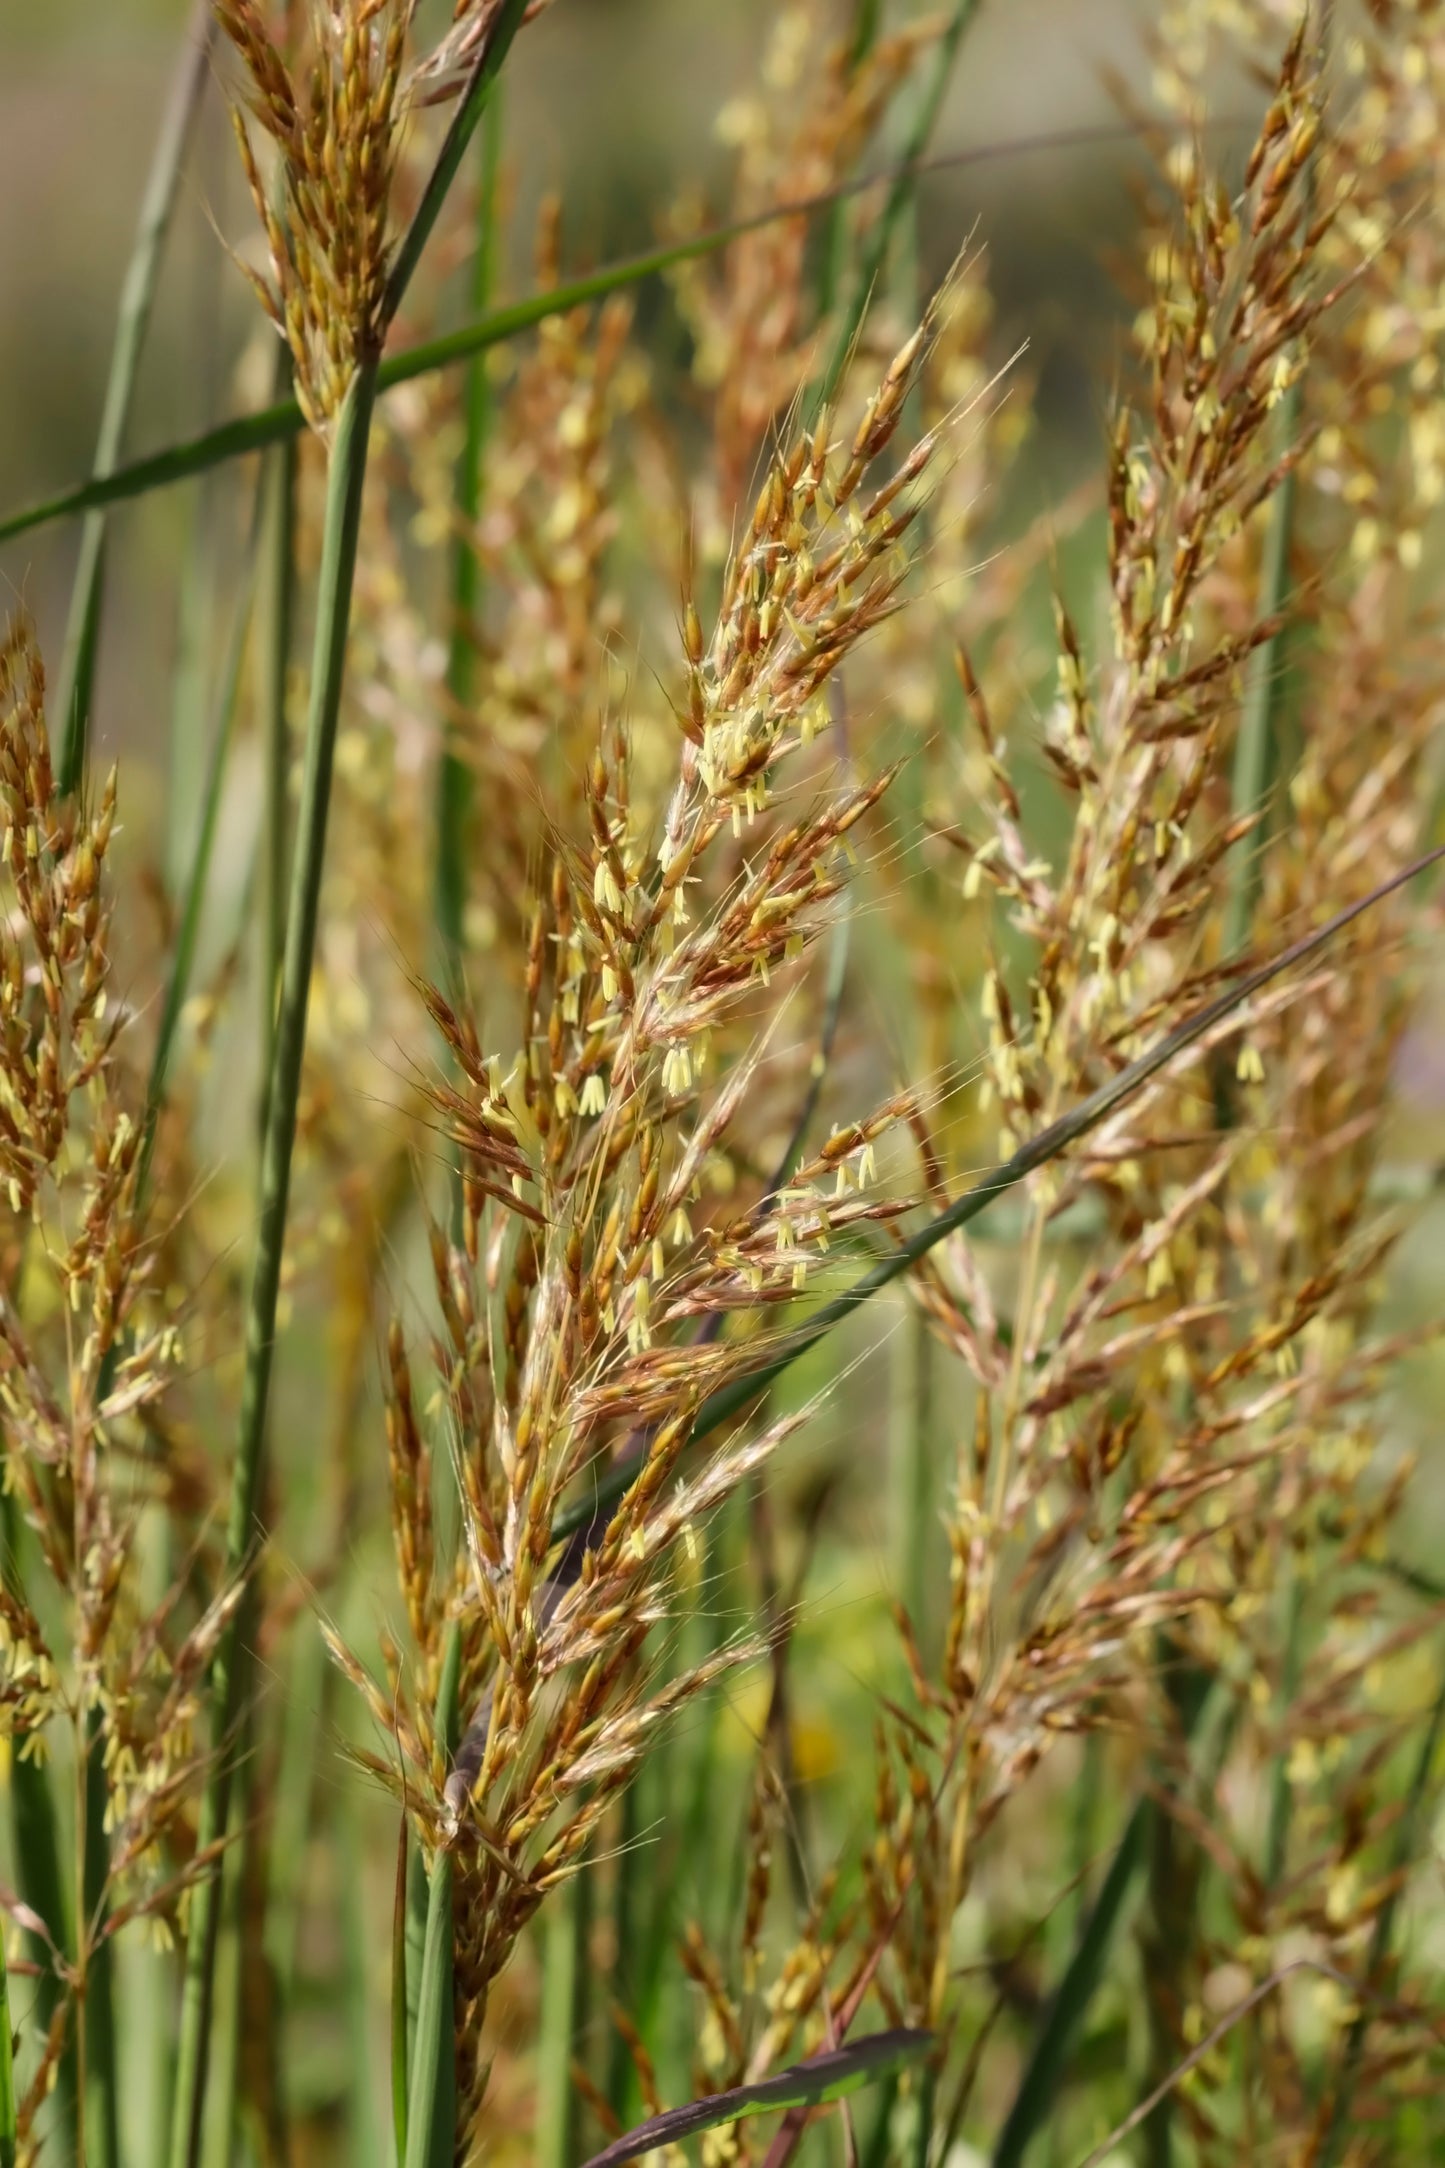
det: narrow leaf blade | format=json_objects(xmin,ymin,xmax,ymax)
[
  {"xmin": 0, "ymin": 1908, "xmax": 16, "ymax": 2168},
  {"xmin": 392, "ymin": 1818, "xmax": 410, "ymax": 2168},
  {"xmin": 580, "ymin": 2028, "xmax": 934, "ymax": 2168},
  {"xmin": 404, "ymin": 1625, "xmax": 462, "ymax": 2168},
  {"xmin": 0, "ymin": 122, "xmax": 1190, "ymax": 548}
]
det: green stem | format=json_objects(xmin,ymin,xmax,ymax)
[
  {"xmin": 861, "ymin": 2074, "xmax": 898, "ymax": 2168},
  {"xmin": 992, "ymin": 1673, "xmax": 1245, "ymax": 2168},
  {"xmin": 382, "ymin": 0, "xmax": 527, "ymax": 327},
  {"xmin": 848, "ymin": 0, "xmax": 883, "ymax": 67},
  {"xmin": 818, "ymin": 0, "xmax": 883, "ymax": 321},
  {"xmin": 79, "ymin": 1725, "xmax": 119, "ymax": 2168},
  {"xmin": 165, "ymin": 354, "xmax": 380, "ymax": 2168},
  {"xmin": 260, "ymin": 400, "xmax": 298, "ymax": 1085},
  {"xmin": 165, "ymin": 488, "xmax": 218, "ymax": 900},
  {"xmin": 537, "ymin": 1863, "xmax": 593, "ymax": 2168},
  {"xmin": 407, "ymin": 1843, "xmax": 457, "ymax": 2168},
  {"xmin": 1046, "ymin": 1735, "xmax": 1105, "ymax": 2168},
  {"xmin": 392, "ymin": 1818, "xmax": 411, "ymax": 2167},
  {"xmin": 435, "ymin": 93, "xmax": 504, "ymax": 972},
  {"xmin": 341, "ymin": 1793, "xmax": 386, "ymax": 2168},
  {"xmin": 1134, "ymin": 1642, "xmax": 1214, "ymax": 2168},
  {"xmin": 911, "ymin": 2061, "xmax": 937, "ymax": 2168},
  {"xmin": 991, "ymin": 1798, "xmax": 1151, "ymax": 2168},
  {"xmin": 55, "ymin": 0, "xmax": 213, "ymax": 794},
  {"xmin": 404, "ymin": 1835, "xmax": 431, "ymax": 2132},
  {"xmin": 604, "ymin": 1781, "xmax": 641, "ymax": 2125},
  {"xmin": 139, "ymin": 525, "xmax": 261, "ymax": 1202},
  {"xmin": 198, "ymin": 1707, "xmax": 253, "ymax": 2168},
  {"xmin": 0, "ymin": 1894, "xmax": 15, "ymax": 2168},
  {"xmin": 1264, "ymin": 1581, "xmax": 1305, "ymax": 1894},
  {"xmin": 1221, "ymin": 375, "xmax": 1304, "ymax": 962},
  {"xmin": 404, "ymin": 1627, "xmax": 462, "ymax": 2168},
  {"xmin": 617, "ymin": 1508, "xmax": 738, "ymax": 2126},
  {"xmin": 0, "ymin": 1490, "xmax": 78, "ymax": 2162},
  {"xmin": 261, "ymin": 1616, "xmax": 326, "ymax": 2022},
  {"xmin": 817, "ymin": 0, "xmax": 981, "ymax": 407}
]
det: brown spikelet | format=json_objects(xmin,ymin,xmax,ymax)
[{"xmin": 215, "ymin": 0, "xmax": 415, "ymax": 427}]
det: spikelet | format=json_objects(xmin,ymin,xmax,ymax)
[{"xmin": 215, "ymin": 0, "xmax": 415, "ymax": 427}]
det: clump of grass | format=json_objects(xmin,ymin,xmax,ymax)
[{"xmin": 1, "ymin": 3, "xmax": 1443, "ymax": 2165}]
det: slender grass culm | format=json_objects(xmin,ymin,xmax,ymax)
[
  {"xmin": 0, "ymin": 4, "xmax": 1442, "ymax": 2166},
  {"xmin": 167, "ymin": 11, "xmax": 530, "ymax": 2165}
]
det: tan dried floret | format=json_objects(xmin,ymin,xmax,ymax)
[{"xmin": 216, "ymin": 0, "xmax": 415, "ymax": 427}]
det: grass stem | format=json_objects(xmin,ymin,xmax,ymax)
[
  {"xmin": 55, "ymin": 0, "xmax": 213, "ymax": 795},
  {"xmin": 262, "ymin": 1616, "xmax": 327, "ymax": 2021},
  {"xmin": 0, "ymin": 1493, "xmax": 78, "ymax": 2162},
  {"xmin": 166, "ymin": 353, "xmax": 381, "ymax": 2168},
  {"xmin": 1221, "ymin": 371, "xmax": 1304, "ymax": 963},
  {"xmin": 78, "ymin": 1728, "xmax": 119, "ymax": 2168},
  {"xmin": 139, "ymin": 517, "xmax": 261, "ymax": 1200},
  {"xmin": 341, "ymin": 1792, "xmax": 387, "ymax": 2168},
  {"xmin": 537, "ymin": 1862, "xmax": 592, "ymax": 2168},
  {"xmin": 990, "ymin": 1798, "xmax": 1150, "ymax": 2168},
  {"xmin": 260, "ymin": 389, "xmax": 298, "ymax": 1083},
  {"xmin": 911, "ymin": 2061, "xmax": 936, "ymax": 2168},
  {"xmin": 816, "ymin": 0, "xmax": 981, "ymax": 406},
  {"xmin": 818, "ymin": 0, "xmax": 883, "ymax": 320},
  {"xmin": 435, "ymin": 93, "xmax": 504, "ymax": 972},
  {"xmin": 404, "ymin": 1626, "xmax": 462, "ymax": 2168},
  {"xmin": 604, "ymin": 1780, "xmax": 641, "ymax": 2125},
  {"xmin": 0, "ymin": 1900, "xmax": 15, "ymax": 2168},
  {"xmin": 383, "ymin": 0, "xmax": 527, "ymax": 326},
  {"xmin": 198, "ymin": 1719, "xmax": 252, "ymax": 2168}
]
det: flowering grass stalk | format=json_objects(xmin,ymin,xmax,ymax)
[{"xmin": 168, "ymin": 7, "xmax": 530, "ymax": 2158}]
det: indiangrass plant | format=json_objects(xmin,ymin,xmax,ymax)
[{"xmin": 1, "ymin": 3, "xmax": 1444, "ymax": 2166}]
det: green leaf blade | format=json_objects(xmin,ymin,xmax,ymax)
[
  {"xmin": 580, "ymin": 2028, "xmax": 934, "ymax": 2168},
  {"xmin": 0, "ymin": 1898, "xmax": 17, "ymax": 2168},
  {"xmin": 404, "ymin": 1626, "xmax": 462, "ymax": 2168}
]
